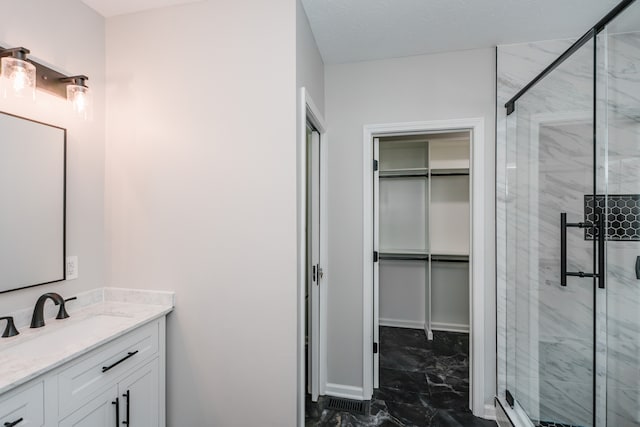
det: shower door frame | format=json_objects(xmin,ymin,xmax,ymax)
[{"xmin": 501, "ymin": 0, "xmax": 638, "ymax": 425}]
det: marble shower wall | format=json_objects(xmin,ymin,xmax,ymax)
[
  {"xmin": 497, "ymin": 37, "xmax": 576, "ymax": 423},
  {"xmin": 601, "ymin": 30, "xmax": 640, "ymax": 427},
  {"xmin": 497, "ymin": 29, "xmax": 640, "ymax": 427}
]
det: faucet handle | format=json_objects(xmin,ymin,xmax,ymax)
[
  {"xmin": 0, "ymin": 316, "xmax": 19, "ymax": 338},
  {"xmin": 56, "ymin": 296, "xmax": 78, "ymax": 320}
]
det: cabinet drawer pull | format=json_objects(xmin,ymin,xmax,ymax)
[
  {"xmin": 102, "ymin": 350, "xmax": 139, "ymax": 373},
  {"xmin": 4, "ymin": 418, "xmax": 24, "ymax": 427},
  {"xmin": 112, "ymin": 397, "xmax": 119, "ymax": 427},
  {"xmin": 123, "ymin": 390, "xmax": 130, "ymax": 425}
]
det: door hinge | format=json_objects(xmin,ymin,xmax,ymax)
[
  {"xmin": 373, "ymin": 251, "xmax": 378, "ymax": 262},
  {"xmin": 373, "ymin": 342, "xmax": 378, "ymax": 354},
  {"xmin": 505, "ymin": 390, "xmax": 514, "ymax": 408},
  {"xmin": 312, "ymin": 265, "xmax": 317, "ymax": 282},
  {"xmin": 373, "ymin": 159, "xmax": 378, "ymax": 172}
]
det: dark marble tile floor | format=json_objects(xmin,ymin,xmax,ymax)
[{"xmin": 305, "ymin": 327, "xmax": 497, "ymax": 427}]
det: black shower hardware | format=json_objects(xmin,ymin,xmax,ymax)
[
  {"xmin": 635, "ymin": 256, "xmax": 640, "ymax": 280},
  {"xmin": 561, "ymin": 211, "xmax": 605, "ymax": 289},
  {"xmin": 505, "ymin": 0, "xmax": 636, "ymax": 115},
  {"xmin": 0, "ymin": 316, "xmax": 19, "ymax": 337}
]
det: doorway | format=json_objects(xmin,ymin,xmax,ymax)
[
  {"xmin": 297, "ymin": 88, "xmax": 328, "ymax": 426},
  {"xmin": 362, "ymin": 118, "xmax": 488, "ymax": 417},
  {"xmin": 306, "ymin": 120, "xmax": 321, "ymax": 401}
]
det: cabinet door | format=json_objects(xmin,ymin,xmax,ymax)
[
  {"xmin": 0, "ymin": 382, "xmax": 44, "ymax": 427},
  {"xmin": 118, "ymin": 359, "xmax": 159, "ymax": 427},
  {"xmin": 59, "ymin": 386, "xmax": 117, "ymax": 427}
]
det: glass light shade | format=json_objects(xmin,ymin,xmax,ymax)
[
  {"xmin": 66, "ymin": 84, "xmax": 93, "ymax": 120},
  {"xmin": 0, "ymin": 56, "xmax": 36, "ymax": 99}
]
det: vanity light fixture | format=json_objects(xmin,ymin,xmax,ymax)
[
  {"xmin": 0, "ymin": 45, "xmax": 92, "ymax": 120},
  {"xmin": 0, "ymin": 47, "xmax": 36, "ymax": 100},
  {"xmin": 63, "ymin": 75, "xmax": 92, "ymax": 120}
]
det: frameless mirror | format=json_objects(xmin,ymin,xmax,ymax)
[{"xmin": 0, "ymin": 111, "xmax": 66, "ymax": 293}]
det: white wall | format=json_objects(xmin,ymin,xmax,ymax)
[
  {"xmin": 105, "ymin": 1, "xmax": 298, "ymax": 425},
  {"xmin": 0, "ymin": 0, "xmax": 105, "ymax": 316},
  {"xmin": 297, "ymin": 0, "xmax": 325, "ymax": 112},
  {"xmin": 296, "ymin": 0, "xmax": 325, "ymax": 423},
  {"xmin": 324, "ymin": 48, "xmax": 497, "ymax": 407}
]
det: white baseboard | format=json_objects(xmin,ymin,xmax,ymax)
[
  {"xmin": 431, "ymin": 322, "xmax": 470, "ymax": 333},
  {"xmin": 379, "ymin": 318, "xmax": 425, "ymax": 329},
  {"xmin": 483, "ymin": 403, "xmax": 497, "ymax": 420},
  {"xmin": 325, "ymin": 383, "xmax": 365, "ymax": 400}
]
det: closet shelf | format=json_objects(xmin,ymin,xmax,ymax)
[
  {"xmin": 430, "ymin": 168, "xmax": 469, "ymax": 176},
  {"xmin": 379, "ymin": 167, "xmax": 469, "ymax": 178},
  {"xmin": 430, "ymin": 251, "xmax": 469, "ymax": 257},
  {"xmin": 379, "ymin": 251, "xmax": 469, "ymax": 262},
  {"xmin": 431, "ymin": 254, "xmax": 469, "ymax": 263},
  {"xmin": 380, "ymin": 249, "xmax": 428, "ymax": 261},
  {"xmin": 379, "ymin": 168, "xmax": 429, "ymax": 178},
  {"xmin": 380, "ymin": 253, "xmax": 429, "ymax": 261}
]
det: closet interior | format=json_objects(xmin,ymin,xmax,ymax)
[{"xmin": 377, "ymin": 131, "xmax": 471, "ymax": 339}]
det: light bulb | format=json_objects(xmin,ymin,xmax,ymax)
[
  {"xmin": 0, "ymin": 56, "xmax": 36, "ymax": 99},
  {"xmin": 73, "ymin": 90, "xmax": 86, "ymax": 113},
  {"xmin": 67, "ymin": 83, "xmax": 93, "ymax": 120},
  {"xmin": 11, "ymin": 67, "xmax": 27, "ymax": 92}
]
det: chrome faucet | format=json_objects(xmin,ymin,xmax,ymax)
[{"xmin": 30, "ymin": 293, "xmax": 76, "ymax": 328}]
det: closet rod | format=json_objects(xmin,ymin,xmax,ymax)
[
  {"xmin": 380, "ymin": 254, "xmax": 429, "ymax": 261},
  {"xmin": 431, "ymin": 257, "xmax": 469, "ymax": 263},
  {"xmin": 379, "ymin": 172, "xmax": 468, "ymax": 178},
  {"xmin": 379, "ymin": 174, "xmax": 428, "ymax": 179},
  {"xmin": 431, "ymin": 172, "xmax": 469, "ymax": 177}
]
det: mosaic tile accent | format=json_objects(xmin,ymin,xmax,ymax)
[{"xmin": 584, "ymin": 194, "xmax": 640, "ymax": 241}]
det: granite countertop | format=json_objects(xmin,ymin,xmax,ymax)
[{"xmin": 0, "ymin": 287, "xmax": 174, "ymax": 395}]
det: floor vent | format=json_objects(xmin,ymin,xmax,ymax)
[{"xmin": 326, "ymin": 397, "xmax": 368, "ymax": 415}]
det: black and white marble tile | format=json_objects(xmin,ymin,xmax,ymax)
[{"xmin": 306, "ymin": 328, "xmax": 495, "ymax": 427}]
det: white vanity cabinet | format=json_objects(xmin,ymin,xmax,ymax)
[
  {"xmin": 60, "ymin": 358, "xmax": 158, "ymax": 427},
  {"xmin": 58, "ymin": 386, "xmax": 118, "ymax": 427},
  {"xmin": 58, "ymin": 319, "xmax": 163, "ymax": 427},
  {"xmin": 0, "ymin": 316, "xmax": 167, "ymax": 427},
  {"xmin": 0, "ymin": 382, "xmax": 45, "ymax": 427}
]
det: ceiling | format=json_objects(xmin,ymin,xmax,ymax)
[
  {"xmin": 301, "ymin": 0, "xmax": 623, "ymax": 64},
  {"xmin": 81, "ymin": 0, "xmax": 202, "ymax": 17}
]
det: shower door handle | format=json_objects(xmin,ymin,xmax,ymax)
[
  {"xmin": 597, "ymin": 208, "xmax": 605, "ymax": 289},
  {"xmin": 561, "ymin": 213, "xmax": 567, "ymax": 286},
  {"xmin": 560, "ymin": 212, "xmax": 599, "ymax": 286}
]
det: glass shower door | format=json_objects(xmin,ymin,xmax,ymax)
[
  {"xmin": 505, "ymin": 35, "xmax": 598, "ymax": 427},
  {"xmin": 600, "ymin": 2, "xmax": 640, "ymax": 425}
]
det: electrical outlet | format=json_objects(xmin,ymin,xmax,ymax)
[{"xmin": 66, "ymin": 256, "xmax": 78, "ymax": 280}]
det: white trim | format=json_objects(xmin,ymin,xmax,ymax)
[
  {"xmin": 379, "ymin": 318, "xmax": 425, "ymax": 329},
  {"xmin": 431, "ymin": 322, "xmax": 470, "ymax": 333},
  {"xmin": 362, "ymin": 118, "xmax": 487, "ymax": 417},
  {"xmin": 297, "ymin": 88, "xmax": 328, "ymax": 426},
  {"xmin": 362, "ymin": 126, "xmax": 374, "ymax": 399},
  {"xmin": 325, "ymin": 383, "xmax": 366, "ymax": 400},
  {"xmin": 483, "ymin": 403, "xmax": 497, "ymax": 420}
]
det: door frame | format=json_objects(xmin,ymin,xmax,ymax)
[
  {"xmin": 362, "ymin": 118, "xmax": 486, "ymax": 416},
  {"xmin": 297, "ymin": 87, "xmax": 328, "ymax": 425}
]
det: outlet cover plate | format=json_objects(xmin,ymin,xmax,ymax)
[{"xmin": 66, "ymin": 256, "xmax": 78, "ymax": 280}]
